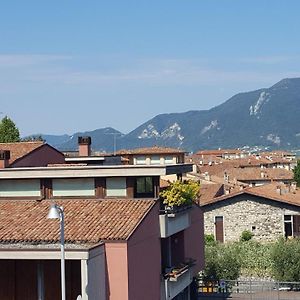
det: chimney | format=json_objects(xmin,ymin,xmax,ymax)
[
  {"xmin": 224, "ymin": 171, "xmax": 229, "ymax": 183},
  {"xmin": 78, "ymin": 136, "xmax": 91, "ymax": 157},
  {"xmin": 276, "ymin": 185, "xmax": 281, "ymax": 195},
  {"xmin": 291, "ymin": 182, "xmax": 297, "ymax": 193},
  {"xmin": 192, "ymin": 164, "xmax": 197, "ymax": 173},
  {"xmin": 225, "ymin": 186, "xmax": 231, "ymax": 195},
  {"xmin": 0, "ymin": 150, "xmax": 10, "ymax": 168},
  {"xmin": 204, "ymin": 171, "xmax": 211, "ymax": 181}
]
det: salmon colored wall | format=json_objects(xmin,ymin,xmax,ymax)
[
  {"xmin": 184, "ymin": 205, "xmax": 205, "ymax": 275},
  {"xmin": 127, "ymin": 201, "xmax": 161, "ymax": 300},
  {"xmin": 11, "ymin": 145, "xmax": 65, "ymax": 167},
  {"xmin": 105, "ymin": 242, "xmax": 129, "ymax": 300}
]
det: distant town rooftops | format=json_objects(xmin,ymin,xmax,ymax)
[
  {"xmin": 116, "ymin": 146, "xmax": 185, "ymax": 155},
  {"xmin": 195, "ymin": 149, "xmax": 243, "ymax": 156}
]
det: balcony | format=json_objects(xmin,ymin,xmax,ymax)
[
  {"xmin": 162, "ymin": 260, "xmax": 194, "ymax": 299},
  {"xmin": 159, "ymin": 206, "xmax": 191, "ymax": 238}
]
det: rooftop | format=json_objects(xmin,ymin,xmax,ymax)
[
  {"xmin": 117, "ymin": 146, "xmax": 185, "ymax": 155},
  {"xmin": 0, "ymin": 141, "xmax": 44, "ymax": 165},
  {"xmin": 0, "ymin": 199, "xmax": 156, "ymax": 246},
  {"xmin": 201, "ymin": 183, "xmax": 300, "ymax": 207}
]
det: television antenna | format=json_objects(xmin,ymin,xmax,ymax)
[{"xmin": 105, "ymin": 132, "xmax": 123, "ymax": 155}]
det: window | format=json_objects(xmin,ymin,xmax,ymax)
[
  {"xmin": 284, "ymin": 215, "xmax": 293, "ymax": 238},
  {"xmin": 0, "ymin": 179, "xmax": 41, "ymax": 197},
  {"xmin": 106, "ymin": 177, "xmax": 127, "ymax": 197},
  {"xmin": 164, "ymin": 156, "xmax": 174, "ymax": 165},
  {"xmin": 136, "ymin": 156, "xmax": 146, "ymax": 165},
  {"xmin": 284, "ymin": 215, "xmax": 300, "ymax": 238},
  {"xmin": 135, "ymin": 177, "xmax": 154, "ymax": 198},
  {"xmin": 52, "ymin": 178, "xmax": 95, "ymax": 197},
  {"xmin": 150, "ymin": 155, "xmax": 161, "ymax": 165}
]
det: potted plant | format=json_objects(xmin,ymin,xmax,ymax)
[{"xmin": 160, "ymin": 180, "xmax": 200, "ymax": 214}]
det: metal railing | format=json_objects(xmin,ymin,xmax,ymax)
[{"xmin": 198, "ymin": 279, "xmax": 300, "ymax": 300}]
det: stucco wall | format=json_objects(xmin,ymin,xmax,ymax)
[
  {"xmin": 105, "ymin": 243, "xmax": 128, "ymax": 300},
  {"xmin": 86, "ymin": 246, "xmax": 106, "ymax": 300},
  {"xmin": 203, "ymin": 194, "xmax": 300, "ymax": 242},
  {"xmin": 11, "ymin": 144, "xmax": 65, "ymax": 167},
  {"xmin": 184, "ymin": 205, "xmax": 205, "ymax": 274},
  {"xmin": 127, "ymin": 201, "xmax": 161, "ymax": 300}
]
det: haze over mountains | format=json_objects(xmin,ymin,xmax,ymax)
[{"xmin": 38, "ymin": 78, "xmax": 300, "ymax": 153}]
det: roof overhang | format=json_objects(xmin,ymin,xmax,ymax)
[
  {"xmin": 0, "ymin": 164, "xmax": 193, "ymax": 179},
  {"xmin": 0, "ymin": 242, "xmax": 104, "ymax": 260}
]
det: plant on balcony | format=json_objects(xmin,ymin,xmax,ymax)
[{"xmin": 160, "ymin": 180, "xmax": 200, "ymax": 210}]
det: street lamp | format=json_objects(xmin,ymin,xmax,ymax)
[{"xmin": 47, "ymin": 204, "xmax": 66, "ymax": 300}]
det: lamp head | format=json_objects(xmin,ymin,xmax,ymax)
[{"xmin": 47, "ymin": 204, "xmax": 61, "ymax": 219}]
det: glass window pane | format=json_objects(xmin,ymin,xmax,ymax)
[
  {"xmin": 53, "ymin": 178, "xmax": 95, "ymax": 197},
  {"xmin": 106, "ymin": 177, "xmax": 127, "ymax": 197},
  {"xmin": 0, "ymin": 179, "xmax": 41, "ymax": 197}
]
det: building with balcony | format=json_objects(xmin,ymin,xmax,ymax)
[{"xmin": 0, "ymin": 140, "xmax": 204, "ymax": 300}]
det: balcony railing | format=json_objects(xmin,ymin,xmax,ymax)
[
  {"xmin": 159, "ymin": 205, "xmax": 192, "ymax": 238},
  {"xmin": 162, "ymin": 259, "xmax": 195, "ymax": 299}
]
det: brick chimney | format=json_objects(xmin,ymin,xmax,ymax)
[
  {"xmin": 0, "ymin": 150, "xmax": 10, "ymax": 168},
  {"xmin": 78, "ymin": 136, "xmax": 91, "ymax": 157}
]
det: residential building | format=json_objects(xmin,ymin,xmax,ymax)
[
  {"xmin": 200, "ymin": 182, "xmax": 300, "ymax": 243},
  {"xmin": 0, "ymin": 141, "xmax": 65, "ymax": 167},
  {"xmin": 0, "ymin": 141, "xmax": 204, "ymax": 300}
]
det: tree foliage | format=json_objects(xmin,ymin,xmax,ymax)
[
  {"xmin": 159, "ymin": 180, "xmax": 200, "ymax": 208},
  {"xmin": 204, "ymin": 242, "xmax": 241, "ymax": 281},
  {"xmin": 271, "ymin": 237, "xmax": 300, "ymax": 281},
  {"xmin": 293, "ymin": 160, "xmax": 300, "ymax": 187},
  {"xmin": 0, "ymin": 116, "xmax": 20, "ymax": 143}
]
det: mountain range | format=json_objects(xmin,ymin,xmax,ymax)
[{"xmin": 36, "ymin": 78, "xmax": 300, "ymax": 153}]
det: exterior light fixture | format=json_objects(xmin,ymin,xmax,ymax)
[{"xmin": 47, "ymin": 204, "xmax": 66, "ymax": 300}]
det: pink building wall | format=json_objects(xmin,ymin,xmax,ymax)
[
  {"xmin": 105, "ymin": 242, "xmax": 129, "ymax": 300},
  {"xmin": 127, "ymin": 201, "xmax": 161, "ymax": 300},
  {"xmin": 11, "ymin": 144, "xmax": 65, "ymax": 167},
  {"xmin": 184, "ymin": 205, "xmax": 205, "ymax": 275}
]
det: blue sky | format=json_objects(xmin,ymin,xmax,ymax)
[{"xmin": 1, "ymin": 1, "xmax": 300, "ymax": 136}]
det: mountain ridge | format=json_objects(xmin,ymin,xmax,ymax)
[{"xmin": 34, "ymin": 78, "xmax": 300, "ymax": 152}]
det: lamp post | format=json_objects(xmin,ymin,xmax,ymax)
[{"xmin": 47, "ymin": 204, "xmax": 66, "ymax": 300}]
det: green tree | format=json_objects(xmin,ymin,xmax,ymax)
[
  {"xmin": 0, "ymin": 116, "xmax": 20, "ymax": 143},
  {"xmin": 159, "ymin": 180, "xmax": 200, "ymax": 208},
  {"xmin": 271, "ymin": 237, "xmax": 300, "ymax": 281},
  {"xmin": 204, "ymin": 243, "xmax": 241, "ymax": 281},
  {"xmin": 293, "ymin": 160, "xmax": 300, "ymax": 187}
]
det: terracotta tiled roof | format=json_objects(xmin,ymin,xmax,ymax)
[
  {"xmin": 214, "ymin": 167, "xmax": 293, "ymax": 182},
  {"xmin": 160, "ymin": 179, "xmax": 170, "ymax": 188},
  {"xmin": 201, "ymin": 183, "xmax": 300, "ymax": 207},
  {"xmin": 0, "ymin": 199, "xmax": 156, "ymax": 245},
  {"xmin": 199, "ymin": 184, "xmax": 224, "ymax": 205},
  {"xmin": 0, "ymin": 142, "xmax": 44, "ymax": 165},
  {"xmin": 196, "ymin": 149, "xmax": 242, "ymax": 156},
  {"xmin": 117, "ymin": 146, "xmax": 185, "ymax": 155}
]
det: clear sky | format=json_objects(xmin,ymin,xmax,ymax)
[{"xmin": 1, "ymin": 1, "xmax": 300, "ymax": 136}]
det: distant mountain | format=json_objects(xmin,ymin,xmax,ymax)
[
  {"xmin": 38, "ymin": 78, "xmax": 300, "ymax": 152},
  {"xmin": 41, "ymin": 127, "xmax": 123, "ymax": 152}
]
